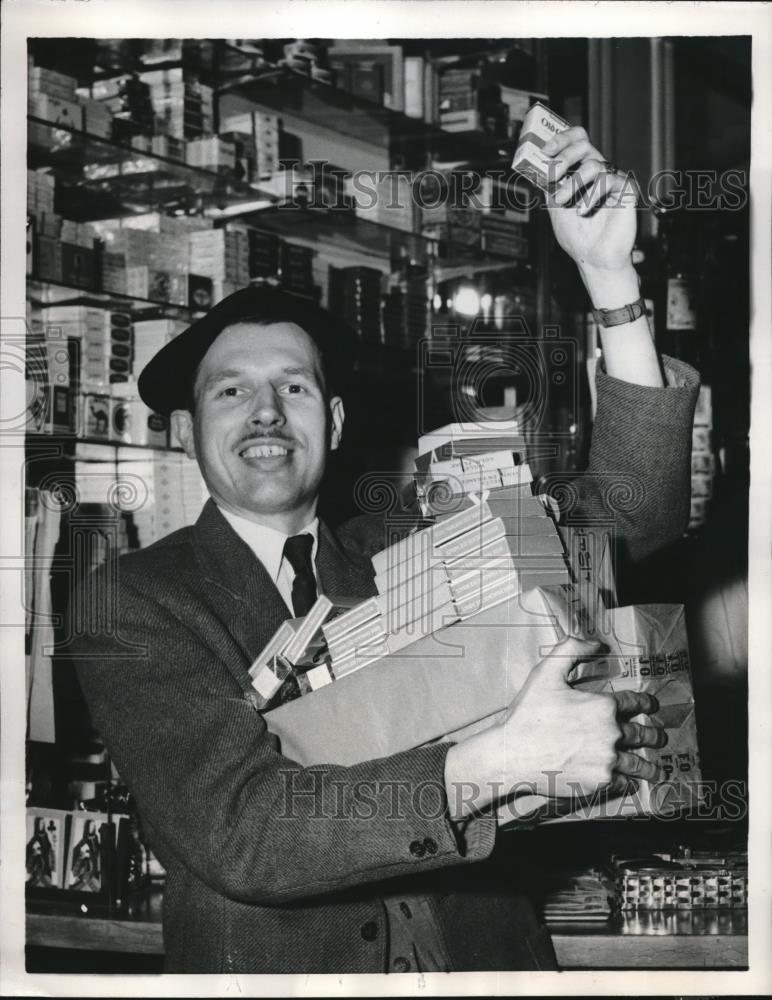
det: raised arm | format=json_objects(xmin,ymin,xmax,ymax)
[{"xmin": 540, "ymin": 126, "xmax": 699, "ymax": 565}]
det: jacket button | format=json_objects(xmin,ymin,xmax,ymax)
[
  {"xmin": 409, "ymin": 839, "xmax": 426, "ymax": 858},
  {"xmin": 424, "ymin": 837, "xmax": 438, "ymax": 855},
  {"xmin": 393, "ymin": 955, "xmax": 411, "ymax": 972},
  {"xmin": 360, "ymin": 921, "xmax": 378, "ymax": 942}
]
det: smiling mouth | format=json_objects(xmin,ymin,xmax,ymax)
[{"xmin": 239, "ymin": 441, "xmax": 293, "ymax": 459}]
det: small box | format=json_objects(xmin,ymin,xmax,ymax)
[
  {"xmin": 36, "ymin": 235, "xmax": 63, "ymax": 282},
  {"xmin": 81, "ymin": 388, "xmax": 112, "ymax": 439},
  {"xmin": 188, "ymin": 273, "xmax": 213, "ymax": 312},
  {"xmin": 25, "ymin": 382, "xmax": 74, "ymax": 435},
  {"xmin": 61, "ymin": 243, "xmax": 97, "ymax": 290},
  {"xmin": 511, "ymin": 101, "xmax": 570, "ymax": 190}
]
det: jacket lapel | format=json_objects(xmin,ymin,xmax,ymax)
[
  {"xmin": 191, "ymin": 501, "xmax": 378, "ymax": 677},
  {"xmin": 192, "ymin": 500, "xmax": 290, "ymax": 671}
]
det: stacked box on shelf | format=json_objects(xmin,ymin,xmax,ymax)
[
  {"xmin": 25, "ymin": 316, "xmax": 75, "ymax": 436},
  {"xmin": 189, "ymin": 227, "xmax": 250, "ymax": 304},
  {"xmin": 219, "ymin": 109, "xmax": 281, "ymax": 180},
  {"xmin": 248, "ymin": 229, "xmax": 281, "ymax": 281},
  {"xmin": 116, "ymin": 449, "xmax": 209, "ymax": 548},
  {"xmin": 382, "ymin": 277, "xmax": 428, "ymax": 348},
  {"xmin": 252, "ymin": 112, "xmax": 281, "ymax": 179},
  {"xmin": 28, "ymin": 64, "xmax": 82, "ymax": 134},
  {"xmin": 91, "ymin": 223, "xmax": 189, "ymax": 305},
  {"xmin": 39, "ymin": 305, "xmax": 133, "ymax": 386},
  {"xmin": 328, "ymin": 266, "xmax": 383, "ymax": 343},
  {"xmin": 279, "ymin": 241, "xmax": 315, "ymax": 298},
  {"xmin": 133, "ymin": 318, "xmax": 188, "ymax": 376},
  {"xmin": 140, "ymin": 67, "xmax": 214, "ymax": 140},
  {"xmin": 186, "ymin": 136, "xmax": 238, "ymax": 172},
  {"xmin": 109, "ymin": 382, "xmax": 169, "ymax": 448},
  {"xmin": 27, "ymin": 170, "xmax": 56, "ymax": 217},
  {"xmin": 438, "ymin": 67, "xmax": 479, "ymax": 132},
  {"xmin": 150, "ymin": 133, "xmax": 187, "ymax": 161},
  {"xmin": 88, "ymin": 75, "xmax": 155, "ymax": 139},
  {"xmin": 351, "ymin": 173, "xmax": 419, "ymax": 234},
  {"xmin": 80, "ymin": 97, "xmax": 113, "ymax": 139},
  {"xmin": 58, "ymin": 220, "xmax": 98, "ymax": 290}
]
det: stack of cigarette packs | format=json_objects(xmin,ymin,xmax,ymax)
[
  {"xmin": 257, "ymin": 418, "xmax": 702, "ymax": 826},
  {"xmin": 251, "ymin": 415, "xmax": 573, "ymax": 708}
]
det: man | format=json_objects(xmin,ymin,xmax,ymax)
[{"xmin": 72, "ymin": 126, "xmax": 699, "ymax": 973}]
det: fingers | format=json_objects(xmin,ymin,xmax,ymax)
[
  {"xmin": 603, "ymin": 772, "xmax": 639, "ymax": 800},
  {"xmin": 615, "ymin": 750, "xmax": 662, "ymax": 783},
  {"xmin": 545, "ymin": 138, "xmax": 600, "ymax": 185},
  {"xmin": 613, "ymin": 690, "xmax": 660, "ymax": 719},
  {"xmin": 542, "ymin": 125, "xmax": 593, "ymax": 161},
  {"xmin": 618, "ymin": 720, "xmax": 668, "ymax": 750},
  {"xmin": 551, "ymin": 157, "xmax": 607, "ymax": 205},
  {"xmin": 538, "ymin": 635, "xmax": 608, "ymax": 684}
]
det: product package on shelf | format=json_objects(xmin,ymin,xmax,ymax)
[{"xmin": 116, "ymin": 449, "xmax": 208, "ymax": 548}]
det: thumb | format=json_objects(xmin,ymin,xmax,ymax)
[{"xmin": 534, "ymin": 635, "xmax": 608, "ymax": 687}]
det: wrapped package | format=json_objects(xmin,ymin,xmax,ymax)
[
  {"xmin": 265, "ymin": 586, "xmax": 569, "ymax": 766},
  {"xmin": 499, "ymin": 602, "xmax": 703, "ymax": 825}
]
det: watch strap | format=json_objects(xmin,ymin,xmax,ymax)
[{"xmin": 592, "ymin": 298, "xmax": 647, "ymax": 328}]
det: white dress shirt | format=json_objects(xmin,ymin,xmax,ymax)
[{"xmin": 217, "ymin": 507, "xmax": 319, "ymax": 614}]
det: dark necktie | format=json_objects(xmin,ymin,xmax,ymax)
[
  {"xmin": 271, "ymin": 534, "xmax": 317, "ymax": 708},
  {"xmin": 282, "ymin": 533, "xmax": 317, "ymax": 617}
]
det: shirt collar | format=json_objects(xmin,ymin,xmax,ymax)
[{"xmin": 216, "ymin": 506, "xmax": 319, "ymax": 584}]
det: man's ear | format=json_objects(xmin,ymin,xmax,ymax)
[
  {"xmin": 328, "ymin": 396, "xmax": 345, "ymax": 451},
  {"xmin": 170, "ymin": 410, "xmax": 196, "ymax": 459}
]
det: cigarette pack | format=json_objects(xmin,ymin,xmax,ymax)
[
  {"xmin": 512, "ymin": 101, "xmax": 570, "ymax": 190},
  {"xmin": 248, "ymin": 620, "xmax": 296, "ymax": 703},
  {"xmin": 417, "ymin": 418, "xmax": 519, "ymax": 456},
  {"xmin": 460, "ymin": 450, "xmax": 517, "ymax": 474},
  {"xmin": 281, "ymin": 595, "xmax": 334, "ymax": 665},
  {"xmin": 327, "ymin": 617, "xmax": 387, "ymax": 661},
  {"xmin": 322, "ymin": 596, "xmax": 380, "ymax": 645},
  {"xmin": 434, "ymin": 517, "xmax": 506, "ymax": 562}
]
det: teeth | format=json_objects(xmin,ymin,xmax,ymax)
[{"xmin": 242, "ymin": 444, "xmax": 289, "ymax": 458}]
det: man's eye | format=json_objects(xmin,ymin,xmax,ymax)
[
  {"xmin": 280, "ymin": 383, "xmax": 306, "ymax": 395},
  {"xmin": 216, "ymin": 386, "xmax": 243, "ymax": 398}
]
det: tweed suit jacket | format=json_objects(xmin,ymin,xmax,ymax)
[{"xmin": 72, "ymin": 358, "xmax": 699, "ymax": 974}]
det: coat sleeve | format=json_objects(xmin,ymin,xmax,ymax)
[
  {"xmin": 71, "ymin": 568, "xmax": 496, "ymax": 906},
  {"xmin": 548, "ymin": 356, "xmax": 700, "ymax": 566}
]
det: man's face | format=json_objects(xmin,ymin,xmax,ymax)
[{"xmin": 171, "ymin": 321, "xmax": 344, "ymax": 532}]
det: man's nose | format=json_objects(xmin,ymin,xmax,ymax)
[{"xmin": 248, "ymin": 386, "xmax": 285, "ymax": 427}]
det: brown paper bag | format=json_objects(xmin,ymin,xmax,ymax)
[{"xmin": 497, "ymin": 603, "xmax": 703, "ymax": 825}]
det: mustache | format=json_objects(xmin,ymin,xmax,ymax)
[{"xmin": 236, "ymin": 431, "xmax": 295, "ymax": 449}]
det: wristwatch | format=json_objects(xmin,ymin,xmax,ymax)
[{"xmin": 592, "ymin": 298, "xmax": 647, "ymax": 328}]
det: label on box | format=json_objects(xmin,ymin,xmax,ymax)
[{"xmin": 82, "ymin": 392, "xmax": 111, "ymax": 439}]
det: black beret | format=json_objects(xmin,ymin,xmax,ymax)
[{"xmin": 137, "ymin": 285, "xmax": 357, "ymax": 416}]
